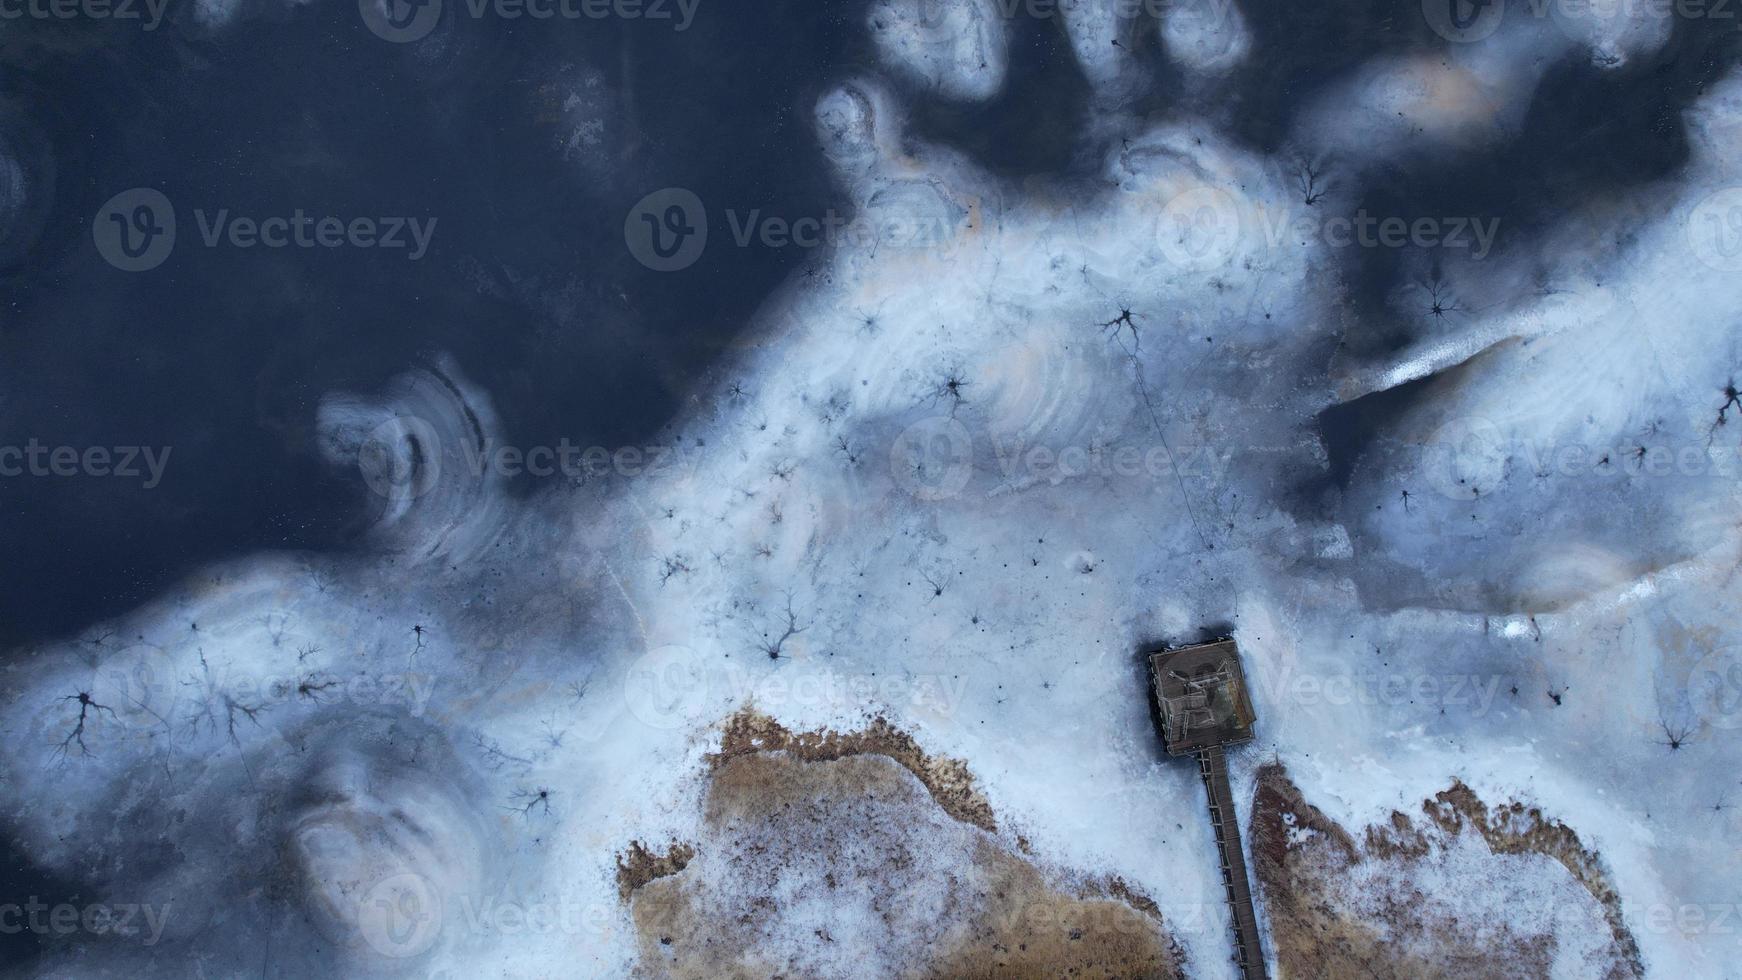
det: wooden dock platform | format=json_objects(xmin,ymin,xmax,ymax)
[
  {"xmin": 1198, "ymin": 744, "xmax": 1267, "ymax": 980},
  {"xmin": 1147, "ymin": 639, "xmax": 1268, "ymax": 980}
]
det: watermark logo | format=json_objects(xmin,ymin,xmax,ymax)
[
  {"xmin": 358, "ymin": 414, "xmax": 444, "ymax": 502},
  {"xmin": 1635, "ymin": 901, "xmax": 1741, "ymax": 935},
  {"xmin": 350, "ymin": 419, "xmax": 700, "ymax": 501},
  {"xmin": 1421, "ymin": 416, "xmax": 1507, "ymax": 500},
  {"xmin": 362, "ymin": 0, "xmax": 697, "ymax": 39},
  {"xmin": 94, "ymin": 188, "xmax": 175, "ymax": 272},
  {"xmin": 1156, "ymin": 187, "xmax": 1242, "ymax": 271},
  {"xmin": 0, "ymin": 441, "xmax": 172, "ymax": 487},
  {"xmin": 619, "ymin": 652, "xmax": 972, "ymax": 730},
  {"xmin": 1262, "ymin": 666, "xmax": 1506, "ymax": 715},
  {"xmin": 0, "ymin": 898, "xmax": 171, "ymax": 945},
  {"xmin": 1258, "ymin": 207, "xmax": 1501, "ymax": 259},
  {"xmin": 100, "ymin": 653, "xmax": 438, "ymax": 723},
  {"xmin": 625, "ymin": 188, "xmax": 708, "ymax": 271},
  {"xmin": 1688, "ymin": 647, "xmax": 1742, "ymax": 731},
  {"xmin": 890, "ymin": 416, "xmax": 973, "ymax": 500},
  {"xmin": 872, "ymin": 0, "xmax": 1019, "ymax": 46},
  {"xmin": 891, "ymin": 0, "xmax": 1246, "ymax": 40},
  {"xmin": 889, "ymin": 422, "xmax": 1233, "ymax": 500},
  {"xmin": 723, "ymin": 206, "xmax": 971, "ymax": 251},
  {"xmin": 1544, "ymin": 0, "xmax": 1735, "ymax": 47},
  {"xmin": 461, "ymin": 439, "xmax": 696, "ymax": 484},
  {"xmin": 358, "ymin": 872, "xmax": 443, "ymax": 958},
  {"xmin": 1161, "ymin": 0, "xmax": 1249, "ymax": 68},
  {"xmin": 97, "ymin": 192, "xmax": 436, "ymax": 269},
  {"xmin": 192, "ymin": 209, "xmax": 436, "ymax": 257},
  {"xmin": 1146, "ymin": 185, "xmax": 1502, "ymax": 265},
  {"xmin": 1423, "ymin": 0, "xmax": 1505, "ymax": 41},
  {"xmin": 988, "ymin": 435, "xmax": 1233, "ymax": 491},
  {"xmin": 626, "ymin": 187, "xmax": 975, "ymax": 269},
  {"xmin": 1687, "ymin": 186, "xmax": 1742, "ymax": 272},
  {"xmin": 0, "ymin": 0, "xmax": 169, "ymax": 30},
  {"xmin": 360, "ymin": 0, "xmax": 443, "ymax": 42},
  {"xmin": 623, "ymin": 644, "xmax": 711, "ymax": 729}
]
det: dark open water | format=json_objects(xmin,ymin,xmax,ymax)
[
  {"xmin": 1, "ymin": 0, "xmax": 1739, "ymax": 967},
  {"xmin": 0, "ymin": 1, "xmax": 1733, "ymax": 646}
]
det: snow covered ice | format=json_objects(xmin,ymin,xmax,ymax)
[{"xmin": 3, "ymin": 1, "xmax": 1742, "ymax": 977}]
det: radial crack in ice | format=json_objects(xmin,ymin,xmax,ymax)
[{"xmin": 6, "ymin": 17, "xmax": 1742, "ymax": 980}]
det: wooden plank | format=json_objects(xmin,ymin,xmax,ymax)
[{"xmin": 1199, "ymin": 744, "xmax": 1268, "ymax": 980}]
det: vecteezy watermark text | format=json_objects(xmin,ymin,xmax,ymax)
[
  {"xmin": 356, "ymin": 876, "xmax": 627, "ymax": 959},
  {"xmin": 359, "ymin": 0, "xmax": 699, "ymax": 43},
  {"xmin": 0, "ymin": 898, "xmax": 171, "ymax": 945},
  {"xmin": 1260, "ymin": 208, "xmax": 1500, "ymax": 259},
  {"xmin": 356, "ymin": 422, "xmax": 697, "ymax": 501},
  {"xmin": 623, "ymin": 645, "xmax": 969, "ymax": 731},
  {"xmin": 907, "ymin": 0, "xmax": 1240, "ymax": 27},
  {"xmin": 722, "ymin": 208, "xmax": 969, "ymax": 252},
  {"xmin": 459, "ymin": 439, "xmax": 690, "ymax": 481},
  {"xmin": 93, "ymin": 188, "xmax": 436, "ymax": 272},
  {"xmin": 1155, "ymin": 189, "xmax": 1503, "ymax": 270},
  {"xmin": 0, "ymin": 441, "xmax": 171, "ymax": 488},
  {"xmin": 624, "ymin": 187, "xmax": 975, "ymax": 272},
  {"xmin": 0, "ymin": 0, "xmax": 167, "ymax": 28},
  {"xmin": 110, "ymin": 662, "xmax": 439, "ymax": 721},
  {"xmin": 989, "ymin": 435, "xmax": 1233, "ymax": 489},
  {"xmin": 1633, "ymin": 901, "xmax": 1741, "ymax": 935},
  {"xmin": 191, "ymin": 210, "xmax": 436, "ymax": 259},
  {"xmin": 1252, "ymin": 666, "xmax": 1506, "ymax": 715},
  {"xmin": 888, "ymin": 416, "xmax": 1235, "ymax": 502},
  {"xmin": 1425, "ymin": 0, "xmax": 1737, "ymax": 45}
]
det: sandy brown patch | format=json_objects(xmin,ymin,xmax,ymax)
[
  {"xmin": 708, "ymin": 709, "xmax": 998, "ymax": 832},
  {"xmin": 1250, "ymin": 763, "xmax": 1643, "ymax": 980},
  {"xmin": 1107, "ymin": 876, "xmax": 1164, "ymax": 921},
  {"xmin": 616, "ymin": 840, "xmax": 697, "ymax": 902},
  {"xmin": 1422, "ymin": 781, "xmax": 1641, "ymax": 971},
  {"xmin": 621, "ymin": 712, "xmax": 1183, "ymax": 979},
  {"xmin": 926, "ymin": 833, "xmax": 1186, "ymax": 980}
]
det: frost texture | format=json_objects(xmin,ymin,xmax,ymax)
[{"xmin": 4, "ymin": 5, "xmax": 1741, "ymax": 978}]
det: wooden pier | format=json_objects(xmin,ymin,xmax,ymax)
[
  {"xmin": 1197, "ymin": 743, "xmax": 1267, "ymax": 980},
  {"xmin": 1148, "ymin": 639, "xmax": 1268, "ymax": 980}
]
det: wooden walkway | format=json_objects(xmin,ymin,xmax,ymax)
[{"xmin": 1197, "ymin": 744, "xmax": 1268, "ymax": 980}]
